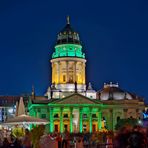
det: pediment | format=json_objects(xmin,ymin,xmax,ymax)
[{"xmin": 51, "ymin": 93, "xmax": 99, "ymax": 104}]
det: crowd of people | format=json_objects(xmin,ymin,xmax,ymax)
[
  {"xmin": 114, "ymin": 125, "xmax": 148, "ymax": 148},
  {"xmin": 0, "ymin": 129, "xmax": 31, "ymax": 148},
  {"xmin": 0, "ymin": 125, "xmax": 147, "ymax": 148}
]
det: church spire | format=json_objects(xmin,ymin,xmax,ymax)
[
  {"xmin": 67, "ymin": 16, "xmax": 70, "ymax": 24},
  {"xmin": 32, "ymin": 85, "xmax": 35, "ymax": 99}
]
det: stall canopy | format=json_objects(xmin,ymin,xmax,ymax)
[{"xmin": 4, "ymin": 97, "xmax": 49, "ymax": 125}]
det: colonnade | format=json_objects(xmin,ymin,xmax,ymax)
[
  {"xmin": 51, "ymin": 60, "xmax": 86, "ymax": 84},
  {"xmin": 49, "ymin": 107, "xmax": 102, "ymax": 133}
]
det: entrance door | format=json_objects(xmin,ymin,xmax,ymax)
[
  {"xmin": 92, "ymin": 124, "xmax": 96, "ymax": 132},
  {"xmin": 55, "ymin": 124, "xmax": 58, "ymax": 132},
  {"xmin": 64, "ymin": 124, "xmax": 68, "ymax": 131}
]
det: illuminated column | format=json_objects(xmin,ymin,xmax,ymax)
[
  {"xmin": 72, "ymin": 61, "xmax": 74, "ymax": 82},
  {"xmin": 89, "ymin": 108, "xmax": 92, "ymax": 133},
  {"xmin": 71, "ymin": 61, "xmax": 74, "ymax": 83},
  {"xmin": 83, "ymin": 62, "xmax": 86, "ymax": 84},
  {"xmin": 58, "ymin": 62, "xmax": 61, "ymax": 83},
  {"xmin": 74, "ymin": 61, "xmax": 76, "ymax": 83},
  {"xmin": 80, "ymin": 62, "xmax": 84, "ymax": 84},
  {"xmin": 66, "ymin": 61, "xmax": 69, "ymax": 83},
  {"xmin": 60, "ymin": 108, "xmax": 63, "ymax": 133},
  {"xmin": 56, "ymin": 61, "xmax": 60, "ymax": 84},
  {"xmin": 50, "ymin": 107, "xmax": 54, "ymax": 132},
  {"xmin": 70, "ymin": 108, "xmax": 73, "ymax": 133},
  {"xmin": 52, "ymin": 63, "xmax": 55, "ymax": 83},
  {"xmin": 79, "ymin": 108, "xmax": 83, "ymax": 133},
  {"xmin": 98, "ymin": 110, "xmax": 102, "ymax": 130},
  {"xmin": 34, "ymin": 108, "xmax": 37, "ymax": 117},
  {"xmin": 80, "ymin": 62, "xmax": 82, "ymax": 84}
]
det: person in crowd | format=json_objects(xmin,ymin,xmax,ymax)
[
  {"xmin": 90, "ymin": 133, "xmax": 96, "ymax": 146},
  {"xmin": 40, "ymin": 132, "xmax": 58, "ymax": 148},
  {"xmin": 114, "ymin": 125, "xmax": 148, "ymax": 148},
  {"xmin": 22, "ymin": 129, "xmax": 32, "ymax": 148},
  {"xmin": 9, "ymin": 134, "xmax": 21, "ymax": 148},
  {"xmin": 0, "ymin": 130, "xmax": 4, "ymax": 147},
  {"xmin": 83, "ymin": 133, "xmax": 89, "ymax": 147},
  {"xmin": 62, "ymin": 128, "xmax": 69, "ymax": 148},
  {"xmin": 106, "ymin": 135, "xmax": 113, "ymax": 148},
  {"xmin": 127, "ymin": 130, "xmax": 147, "ymax": 148},
  {"xmin": 2, "ymin": 137, "xmax": 9, "ymax": 148},
  {"xmin": 76, "ymin": 137, "xmax": 83, "ymax": 148},
  {"xmin": 114, "ymin": 126, "xmax": 132, "ymax": 148},
  {"xmin": 56, "ymin": 133, "xmax": 62, "ymax": 148}
]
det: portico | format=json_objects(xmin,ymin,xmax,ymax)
[
  {"xmin": 29, "ymin": 93, "xmax": 104, "ymax": 133},
  {"xmin": 47, "ymin": 93, "xmax": 103, "ymax": 133}
]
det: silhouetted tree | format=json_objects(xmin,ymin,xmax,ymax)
[{"xmin": 115, "ymin": 118, "xmax": 138, "ymax": 130}]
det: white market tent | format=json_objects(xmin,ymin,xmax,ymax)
[
  {"xmin": 4, "ymin": 114, "xmax": 49, "ymax": 125},
  {"xmin": 3, "ymin": 97, "xmax": 49, "ymax": 125}
]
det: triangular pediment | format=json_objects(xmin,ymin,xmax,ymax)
[{"xmin": 51, "ymin": 93, "xmax": 100, "ymax": 104}]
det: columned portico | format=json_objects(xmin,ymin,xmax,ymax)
[{"xmin": 29, "ymin": 94, "xmax": 107, "ymax": 133}]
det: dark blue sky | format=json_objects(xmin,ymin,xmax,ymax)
[{"xmin": 0, "ymin": 0, "xmax": 148, "ymax": 101}]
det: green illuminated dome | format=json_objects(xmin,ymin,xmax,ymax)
[{"xmin": 52, "ymin": 16, "xmax": 85, "ymax": 59}]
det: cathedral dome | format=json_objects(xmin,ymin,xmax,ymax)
[
  {"xmin": 52, "ymin": 17, "xmax": 85, "ymax": 59},
  {"xmin": 97, "ymin": 82, "xmax": 135, "ymax": 101},
  {"xmin": 56, "ymin": 16, "xmax": 81, "ymax": 45}
]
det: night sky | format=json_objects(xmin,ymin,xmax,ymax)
[{"xmin": 0, "ymin": 0, "xmax": 148, "ymax": 101}]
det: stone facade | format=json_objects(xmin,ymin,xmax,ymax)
[{"xmin": 28, "ymin": 93, "xmax": 145, "ymax": 133}]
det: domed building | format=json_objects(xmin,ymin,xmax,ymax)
[
  {"xmin": 96, "ymin": 82, "xmax": 145, "ymax": 130},
  {"xmin": 45, "ymin": 16, "xmax": 96, "ymax": 99},
  {"xmin": 98, "ymin": 82, "xmax": 135, "ymax": 101},
  {"xmin": 28, "ymin": 17, "xmax": 145, "ymax": 133}
]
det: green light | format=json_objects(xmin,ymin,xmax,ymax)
[
  {"xmin": 48, "ymin": 104, "xmax": 104, "ymax": 107},
  {"xmin": 70, "ymin": 108, "xmax": 73, "ymax": 133},
  {"xmin": 89, "ymin": 111, "xmax": 92, "ymax": 133},
  {"xmin": 50, "ymin": 108, "xmax": 54, "ymax": 133},
  {"xmin": 28, "ymin": 98, "xmax": 110, "ymax": 133},
  {"xmin": 98, "ymin": 112, "xmax": 102, "ymax": 130},
  {"xmin": 79, "ymin": 108, "xmax": 83, "ymax": 133},
  {"xmin": 60, "ymin": 108, "xmax": 63, "ymax": 133},
  {"xmin": 52, "ymin": 44, "xmax": 85, "ymax": 59},
  {"xmin": 28, "ymin": 104, "xmax": 47, "ymax": 110}
]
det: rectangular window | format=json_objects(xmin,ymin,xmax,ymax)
[
  {"xmin": 83, "ymin": 114, "xmax": 87, "ymax": 118},
  {"xmin": 92, "ymin": 114, "xmax": 97, "ymax": 118},
  {"xmin": 54, "ymin": 114, "xmax": 59, "ymax": 118},
  {"xmin": 41, "ymin": 114, "xmax": 46, "ymax": 119},
  {"xmin": 63, "ymin": 114, "xmax": 68, "ymax": 118}
]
